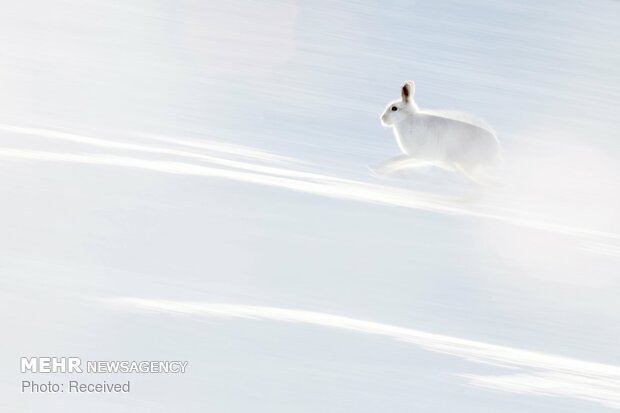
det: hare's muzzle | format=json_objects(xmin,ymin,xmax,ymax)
[{"xmin": 380, "ymin": 113, "xmax": 391, "ymax": 127}]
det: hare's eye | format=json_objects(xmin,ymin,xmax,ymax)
[{"xmin": 391, "ymin": 106, "xmax": 398, "ymax": 111}]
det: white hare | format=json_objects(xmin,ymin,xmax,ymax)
[{"xmin": 375, "ymin": 81, "xmax": 501, "ymax": 183}]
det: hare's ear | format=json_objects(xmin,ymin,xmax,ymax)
[{"xmin": 401, "ymin": 81, "xmax": 415, "ymax": 102}]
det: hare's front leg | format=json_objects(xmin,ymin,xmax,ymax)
[{"xmin": 369, "ymin": 155, "xmax": 429, "ymax": 176}]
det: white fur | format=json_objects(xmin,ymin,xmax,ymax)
[{"xmin": 376, "ymin": 81, "xmax": 501, "ymax": 183}]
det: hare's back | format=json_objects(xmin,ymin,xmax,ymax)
[
  {"xmin": 425, "ymin": 109, "xmax": 495, "ymax": 133},
  {"xmin": 427, "ymin": 114, "xmax": 499, "ymax": 162}
]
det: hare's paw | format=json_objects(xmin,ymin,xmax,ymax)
[
  {"xmin": 369, "ymin": 156, "xmax": 431, "ymax": 178},
  {"xmin": 368, "ymin": 156, "xmax": 406, "ymax": 176},
  {"xmin": 367, "ymin": 162, "xmax": 391, "ymax": 177}
]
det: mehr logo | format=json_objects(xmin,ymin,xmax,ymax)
[
  {"xmin": 21, "ymin": 357, "xmax": 82, "ymax": 373},
  {"xmin": 21, "ymin": 357, "xmax": 189, "ymax": 373}
]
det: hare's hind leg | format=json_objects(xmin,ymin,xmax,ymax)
[{"xmin": 454, "ymin": 161, "xmax": 486, "ymax": 184}]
